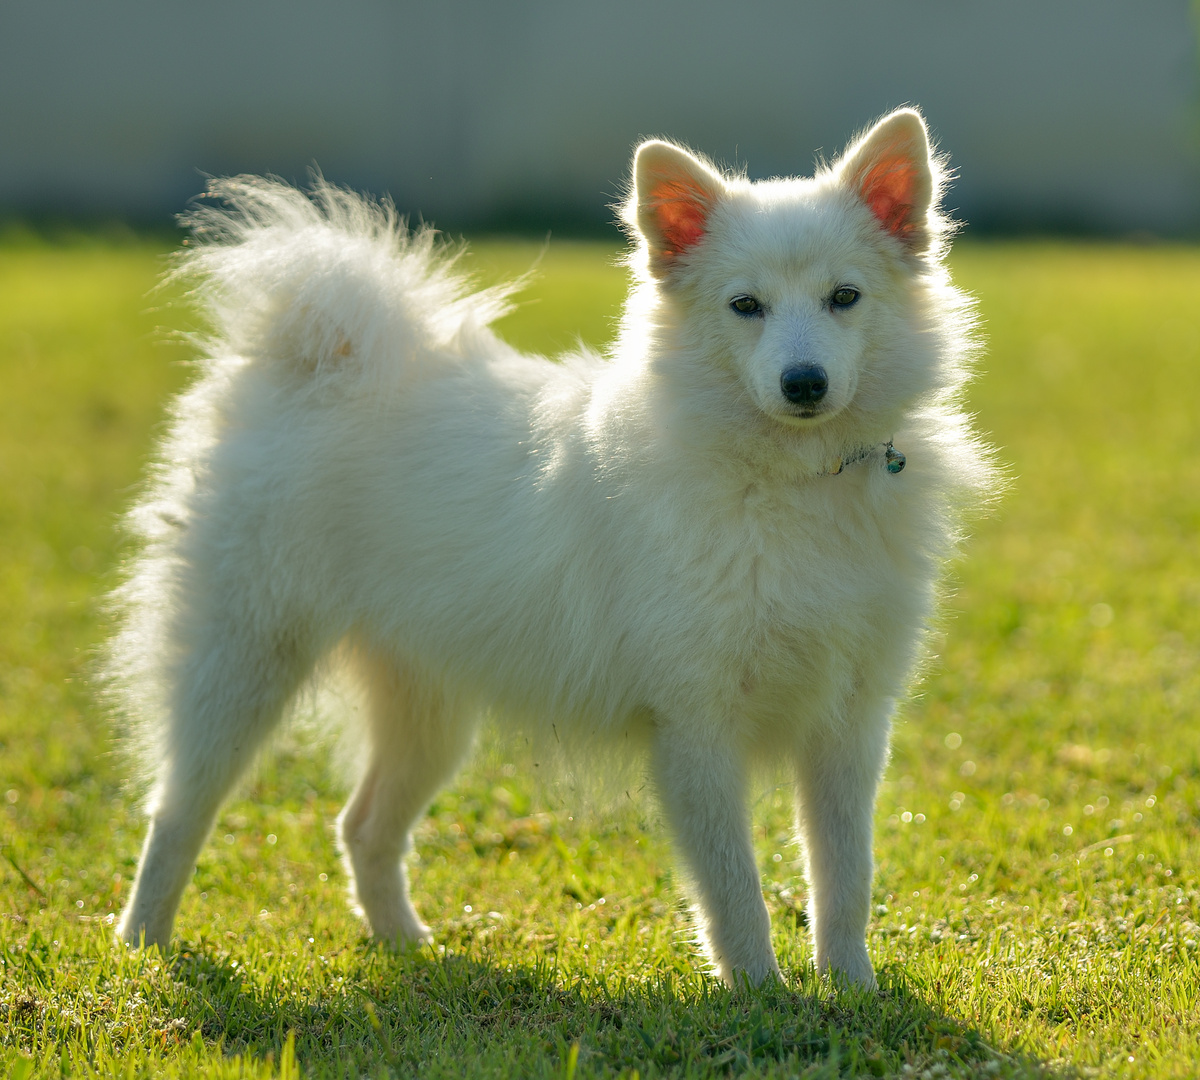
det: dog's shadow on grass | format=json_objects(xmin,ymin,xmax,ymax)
[{"xmin": 169, "ymin": 944, "xmax": 1057, "ymax": 1077}]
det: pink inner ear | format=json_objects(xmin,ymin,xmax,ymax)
[
  {"xmin": 650, "ymin": 179, "xmax": 710, "ymax": 255},
  {"xmin": 860, "ymin": 154, "xmax": 920, "ymax": 240}
]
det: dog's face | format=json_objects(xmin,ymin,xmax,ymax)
[{"xmin": 631, "ymin": 110, "xmax": 939, "ymax": 431}]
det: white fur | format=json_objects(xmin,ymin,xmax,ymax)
[{"xmin": 112, "ymin": 109, "xmax": 994, "ymax": 989}]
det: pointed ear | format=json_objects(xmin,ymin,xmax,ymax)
[
  {"xmin": 632, "ymin": 140, "xmax": 726, "ymax": 278},
  {"xmin": 836, "ymin": 109, "xmax": 936, "ymax": 253}
]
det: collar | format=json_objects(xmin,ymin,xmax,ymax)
[{"xmin": 822, "ymin": 440, "xmax": 906, "ymax": 477}]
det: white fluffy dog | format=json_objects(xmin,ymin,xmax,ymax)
[{"xmin": 113, "ymin": 108, "xmax": 993, "ymax": 989}]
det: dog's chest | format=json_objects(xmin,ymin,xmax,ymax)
[
  {"xmin": 739, "ymin": 470, "xmax": 897, "ymax": 590},
  {"xmin": 689, "ymin": 472, "xmax": 925, "ymax": 722}
]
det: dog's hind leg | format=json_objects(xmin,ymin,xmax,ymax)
[
  {"xmin": 793, "ymin": 711, "xmax": 890, "ymax": 990},
  {"xmin": 651, "ymin": 721, "xmax": 780, "ymax": 986},
  {"xmin": 117, "ymin": 625, "xmax": 318, "ymax": 950},
  {"xmin": 338, "ymin": 646, "xmax": 477, "ymax": 945}
]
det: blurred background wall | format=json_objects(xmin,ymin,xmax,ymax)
[{"xmin": 2, "ymin": 0, "xmax": 1198, "ymax": 235}]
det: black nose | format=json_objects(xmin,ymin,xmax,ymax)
[{"xmin": 780, "ymin": 366, "xmax": 829, "ymax": 404}]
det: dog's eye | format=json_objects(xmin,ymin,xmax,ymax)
[
  {"xmin": 730, "ymin": 295, "xmax": 762, "ymax": 316},
  {"xmin": 830, "ymin": 287, "xmax": 860, "ymax": 309}
]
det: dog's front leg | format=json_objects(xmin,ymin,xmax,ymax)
[
  {"xmin": 651, "ymin": 723, "xmax": 778, "ymax": 985},
  {"xmin": 794, "ymin": 712, "xmax": 890, "ymax": 989}
]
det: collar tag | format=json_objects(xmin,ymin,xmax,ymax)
[{"xmin": 825, "ymin": 440, "xmax": 905, "ymax": 477}]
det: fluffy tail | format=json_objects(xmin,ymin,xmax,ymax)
[
  {"xmin": 107, "ymin": 178, "xmax": 518, "ymax": 786},
  {"xmin": 173, "ymin": 175, "xmax": 518, "ymax": 392}
]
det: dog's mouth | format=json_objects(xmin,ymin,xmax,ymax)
[{"xmin": 776, "ymin": 402, "xmax": 834, "ymax": 425}]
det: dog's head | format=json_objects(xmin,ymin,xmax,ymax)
[{"xmin": 625, "ymin": 109, "xmax": 952, "ymax": 435}]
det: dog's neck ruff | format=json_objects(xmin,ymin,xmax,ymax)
[{"xmin": 822, "ymin": 440, "xmax": 906, "ymax": 477}]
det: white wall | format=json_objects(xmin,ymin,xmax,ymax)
[{"xmin": 2, "ymin": 0, "xmax": 1197, "ymax": 233}]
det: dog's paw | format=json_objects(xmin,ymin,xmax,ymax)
[
  {"xmin": 115, "ymin": 899, "xmax": 177, "ymax": 952},
  {"xmin": 817, "ymin": 946, "xmax": 877, "ymax": 991},
  {"xmin": 366, "ymin": 908, "xmax": 432, "ymax": 949},
  {"xmin": 715, "ymin": 954, "xmax": 782, "ymax": 989},
  {"xmin": 115, "ymin": 915, "xmax": 171, "ymax": 952}
]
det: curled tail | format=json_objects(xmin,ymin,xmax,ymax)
[
  {"xmin": 107, "ymin": 178, "xmax": 518, "ymax": 784},
  {"xmin": 174, "ymin": 176, "xmax": 518, "ymax": 391}
]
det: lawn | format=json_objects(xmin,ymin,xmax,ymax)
[{"xmin": 1, "ymin": 229, "xmax": 1198, "ymax": 1078}]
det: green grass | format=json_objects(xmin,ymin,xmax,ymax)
[{"xmin": 1, "ymin": 232, "xmax": 1199, "ymax": 1078}]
